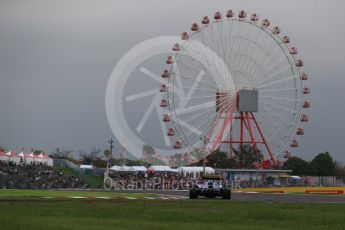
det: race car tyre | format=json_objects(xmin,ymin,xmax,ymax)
[
  {"xmin": 189, "ymin": 189, "xmax": 199, "ymax": 199},
  {"xmin": 222, "ymin": 189, "xmax": 231, "ymax": 200}
]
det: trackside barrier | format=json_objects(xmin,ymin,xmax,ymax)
[
  {"xmin": 305, "ymin": 190, "xmax": 344, "ymax": 195},
  {"xmin": 257, "ymin": 190, "xmax": 284, "ymax": 193}
]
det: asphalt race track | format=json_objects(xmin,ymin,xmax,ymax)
[{"xmin": 78, "ymin": 189, "xmax": 345, "ymax": 203}]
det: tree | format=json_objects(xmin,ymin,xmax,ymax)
[
  {"xmin": 104, "ymin": 149, "xmax": 111, "ymax": 159},
  {"xmin": 283, "ymin": 157, "xmax": 310, "ymax": 175},
  {"xmin": 79, "ymin": 148, "xmax": 102, "ymax": 165},
  {"xmin": 142, "ymin": 145, "xmax": 155, "ymax": 156},
  {"xmin": 334, "ymin": 162, "xmax": 345, "ymax": 176},
  {"xmin": 309, "ymin": 152, "xmax": 336, "ymax": 176},
  {"xmin": 232, "ymin": 144, "xmax": 263, "ymax": 169},
  {"xmin": 49, "ymin": 148, "xmax": 72, "ymax": 159},
  {"xmin": 205, "ymin": 149, "xmax": 237, "ymax": 168},
  {"xmin": 0, "ymin": 146, "xmax": 6, "ymax": 152}
]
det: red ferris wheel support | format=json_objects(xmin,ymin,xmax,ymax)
[
  {"xmin": 222, "ymin": 112, "xmax": 277, "ymax": 166},
  {"xmin": 216, "ymin": 89, "xmax": 277, "ymax": 168}
]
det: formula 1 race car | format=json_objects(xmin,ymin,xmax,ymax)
[{"xmin": 189, "ymin": 175, "xmax": 231, "ymax": 199}]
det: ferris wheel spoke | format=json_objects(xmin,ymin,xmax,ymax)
[
  {"xmin": 172, "ymin": 117, "xmax": 203, "ymax": 136},
  {"xmin": 174, "ymin": 101, "xmax": 233, "ymax": 140},
  {"xmin": 139, "ymin": 67, "xmax": 167, "ymax": 84},
  {"xmin": 246, "ymin": 32, "xmax": 271, "ymax": 84},
  {"xmin": 126, "ymin": 89, "xmax": 158, "ymax": 102},
  {"xmin": 175, "ymin": 92, "xmax": 232, "ymax": 118},
  {"xmin": 230, "ymin": 23, "xmax": 255, "ymax": 78},
  {"xmin": 188, "ymin": 37, "xmax": 230, "ymax": 87},
  {"xmin": 254, "ymin": 64, "xmax": 292, "ymax": 87},
  {"xmin": 179, "ymin": 69, "xmax": 204, "ymax": 109},
  {"xmin": 250, "ymin": 39, "xmax": 289, "ymax": 86},
  {"xmin": 172, "ymin": 56, "xmax": 219, "ymax": 90},
  {"xmin": 186, "ymin": 35, "xmax": 218, "ymax": 78},
  {"xmin": 224, "ymin": 19, "xmax": 234, "ymax": 68},
  {"xmin": 183, "ymin": 49, "xmax": 226, "ymax": 88},
  {"xmin": 257, "ymin": 75, "xmax": 296, "ymax": 89},
  {"xmin": 174, "ymin": 94, "xmax": 219, "ymax": 102},
  {"xmin": 174, "ymin": 54, "xmax": 222, "ymax": 89},
  {"xmin": 172, "ymin": 71, "xmax": 218, "ymax": 90},
  {"xmin": 171, "ymin": 84, "xmax": 219, "ymax": 93},
  {"xmin": 216, "ymin": 20, "xmax": 227, "ymax": 65},
  {"xmin": 259, "ymin": 104, "xmax": 296, "ymax": 130},
  {"xmin": 184, "ymin": 39, "xmax": 234, "ymax": 90},
  {"xmin": 199, "ymin": 28, "xmax": 220, "ymax": 62},
  {"xmin": 180, "ymin": 108, "xmax": 225, "ymax": 143},
  {"xmin": 232, "ymin": 53, "xmax": 266, "ymax": 85},
  {"xmin": 257, "ymin": 59, "xmax": 288, "ymax": 85},
  {"xmin": 238, "ymin": 38, "xmax": 255, "ymax": 81},
  {"xmin": 175, "ymin": 101, "xmax": 215, "ymax": 116},
  {"xmin": 179, "ymin": 112, "xmax": 215, "ymax": 139},
  {"xmin": 175, "ymin": 98, "xmax": 231, "ymax": 126},
  {"xmin": 210, "ymin": 22, "xmax": 221, "ymax": 60},
  {"xmin": 136, "ymin": 94, "xmax": 160, "ymax": 133},
  {"xmin": 249, "ymin": 43, "xmax": 280, "ymax": 85},
  {"xmin": 227, "ymin": 22, "xmax": 240, "ymax": 69},
  {"xmin": 262, "ymin": 101, "xmax": 300, "ymax": 114},
  {"xmin": 257, "ymin": 95, "xmax": 294, "ymax": 146},
  {"xmin": 260, "ymin": 95, "xmax": 302, "ymax": 102},
  {"xmin": 260, "ymin": 87, "xmax": 300, "ymax": 93},
  {"xmin": 173, "ymin": 104, "xmax": 216, "ymax": 127},
  {"xmin": 174, "ymin": 110, "xmax": 216, "ymax": 146}
]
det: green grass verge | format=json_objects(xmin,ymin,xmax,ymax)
[
  {"xmin": 0, "ymin": 189, "xmax": 154, "ymax": 199},
  {"xmin": 0, "ymin": 191, "xmax": 344, "ymax": 230},
  {"xmin": 55, "ymin": 167, "xmax": 104, "ymax": 188},
  {"xmin": 77, "ymin": 175, "xmax": 104, "ymax": 188}
]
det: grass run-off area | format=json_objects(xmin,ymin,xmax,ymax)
[
  {"xmin": 0, "ymin": 189, "xmax": 155, "ymax": 199},
  {"xmin": 0, "ymin": 190, "xmax": 345, "ymax": 230}
]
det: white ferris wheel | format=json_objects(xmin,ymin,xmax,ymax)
[{"xmin": 159, "ymin": 10, "xmax": 310, "ymax": 166}]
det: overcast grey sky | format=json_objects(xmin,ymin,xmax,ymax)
[{"xmin": 0, "ymin": 0, "xmax": 345, "ymax": 163}]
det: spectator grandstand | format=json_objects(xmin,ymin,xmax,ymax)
[{"xmin": 0, "ymin": 160, "xmax": 87, "ymax": 189}]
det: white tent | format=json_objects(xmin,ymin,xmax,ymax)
[
  {"xmin": 33, "ymin": 153, "xmax": 45, "ymax": 164},
  {"xmin": 24, "ymin": 153, "xmax": 34, "ymax": 164},
  {"xmin": 177, "ymin": 166, "xmax": 215, "ymax": 179},
  {"xmin": 130, "ymin": 166, "xmax": 147, "ymax": 172},
  {"xmin": 80, "ymin": 165, "xmax": 94, "ymax": 169},
  {"xmin": 38, "ymin": 152, "xmax": 53, "ymax": 166},
  {"xmin": 148, "ymin": 165, "xmax": 177, "ymax": 173},
  {"xmin": 17, "ymin": 152, "xmax": 25, "ymax": 158},
  {"xmin": 117, "ymin": 166, "xmax": 135, "ymax": 172},
  {"xmin": 8, "ymin": 151, "xmax": 21, "ymax": 164},
  {"xmin": 42, "ymin": 155, "xmax": 53, "ymax": 166},
  {"xmin": 0, "ymin": 151, "xmax": 9, "ymax": 161},
  {"xmin": 110, "ymin": 165, "xmax": 121, "ymax": 171}
]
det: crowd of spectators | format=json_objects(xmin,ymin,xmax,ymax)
[
  {"xmin": 108, "ymin": 171, "xmax": 209, "ymax": 190},
  {"xmin": 0, "ymin": 160, "xmax": 87, "ymax": 189}
]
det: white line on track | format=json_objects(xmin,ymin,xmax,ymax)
[{"xmin": 125, "ymin": 197, "xmax": 138, "ymax": 200}]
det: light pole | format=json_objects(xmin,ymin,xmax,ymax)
[
  {"xmin": 107, "ymin": 138, "xmax": 114, "ymax": 169},
  {"xmin": 200, "ymin": 136, "xmax": 208, "ymax": 177},
  {"xmin": 254, "ymin": 146, "xmax": 259, "ymax": 188}
]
